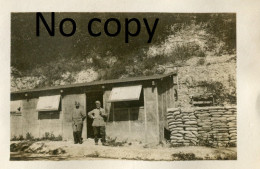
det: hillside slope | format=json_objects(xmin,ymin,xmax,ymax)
[
  {"xmin": 11, "ymin": 14, "xmax": 236, "ymax": 106},
  {"xmin": 11, "ymin": 54, "xmax": 236, "ymax": 107}
]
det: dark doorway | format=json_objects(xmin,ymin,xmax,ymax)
[{"xmin": 86, "ymin": 91, "xmax": 103, "ymax": 138}]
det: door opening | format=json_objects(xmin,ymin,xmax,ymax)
[{"xmin": 86, "ymin": 91, "xmax": 103, "ymax": 138}]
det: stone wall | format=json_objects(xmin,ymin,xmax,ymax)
[{"xmin": 167, "ymin": 106, "xmax": 237, "ymax": 147}]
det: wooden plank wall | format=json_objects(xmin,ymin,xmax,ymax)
[
  {"xmin": 10, "ymin": 98, "xmax": 63, "ymax": 139},
  {"xmin": 157, "ymin": 76, "xmax": 176, "ymax": 141},
  {"xmin": 10, "ymin": 94, "xmax": 86, "ymax": 140},
  {"xmin": 143, "ymin": 86, "xmax": 160, "ymax": 143}
]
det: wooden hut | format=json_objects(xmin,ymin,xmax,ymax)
[{"xmin": 10, "ymin": 71, "xmax": 177, "ymax": 143}]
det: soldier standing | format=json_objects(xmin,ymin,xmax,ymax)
[
  {"xmin": 72, "ymin": 101, "xmax": 86, "ymax": 144},
  {"xmin": 88, "ymin": 100, "xmax": 108, "ymax": 145}
]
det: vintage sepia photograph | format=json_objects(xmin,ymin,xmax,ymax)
[{"xmin": 10, "ymin": 13, "xmax": 237, "ymax": 161}]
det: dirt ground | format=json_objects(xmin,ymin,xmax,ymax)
[{"xmin": 10, "ymin": 139, "xmax": 237, "ymax": 161}]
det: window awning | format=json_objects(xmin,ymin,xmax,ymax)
[
  {"xmin": 109, "ymin": 85, "xmax": 142, "ymax": 102},
  {"xmin": 10, "ymin": 100, "xmax": 21, "ymax": 113},
  {"xmin": 36, "ymin": 95, "xmax": 61, "ymax": 111}
]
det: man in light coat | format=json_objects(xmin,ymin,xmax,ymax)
[
  {"xmin": 88, "ymin": 100, "xmax": 108, "ymax": 145},
  {"xmin": 72, "ymin": 101, "xmax": 86, "ymax": 144}
]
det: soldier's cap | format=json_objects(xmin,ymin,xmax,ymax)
[
  {"xmin": 75, "ymin": 101, "xmax": 80, "ymax": 106},
  {"xmin": 95, "ymin": 100, "xmax": 101, "ymax": 104}
]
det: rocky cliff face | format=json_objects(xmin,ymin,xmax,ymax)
[
  {"xmin": 166, "ymin": 55, "xmax": 236, "ymax": 107},
  {"xmin": 11, "ymin": 68, "xmax": 99, "ymax": 92}
]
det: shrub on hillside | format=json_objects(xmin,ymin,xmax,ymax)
[
  {"xmin": 197, "ymin": 81, "xmax": 236, "ymax": 105},
  {"xmin": 197, "ymin": 58, "xmax": 205, "ymax": 65}
]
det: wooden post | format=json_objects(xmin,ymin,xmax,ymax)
[
  {"xmin": 128, "ymin": 108, "xmax": 131, "ymax": 133},
  {"xmin": 112, "ymin": 103, "xmax": 115, "ymax": 126},
  {"xmin": 84, "ymin": 93, "xmax": 87, "ymax": 139},
  {"xmin": 144, "ymin": 89, "xmax": 147, "ymax": 143},
  {"xmin": 60, "ymin": 92, "xmax": 64, "ymax": 140},
  {"xmin": 155, "ymin": 87, "xmax": 160, "ymax": 143}
]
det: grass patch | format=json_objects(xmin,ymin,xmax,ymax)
[
  {"xmin": 171, "ymin": 151, "xmax": 237, "ymax": 161},
  {"xmin": 49, "ymin": 148, "xmax": 66, "ymax": 155},
  {"xmin": 11, "ymin": 132, "xmax": 63, "ymax": 142},
  {"xmin": 172, "ymin": 152, "xmax": 203, "ymax": 161},
  {"xmin": 11, "ymin": 135, "xmax": 24, "ymax": 141},
  {"xmin": 41, "ymin": 132, "xmax": 63, "ymax": 141},
  {"xmin": 214, "ymin": 153, "xmax": 237, "ymax": 160},
  {"xmin": 85, "ymin": 151, "xmax": 100, "ymax": 158},
  {"xmin": 106, "ymin": 137, "xmax": 127, "ymax": 147}
]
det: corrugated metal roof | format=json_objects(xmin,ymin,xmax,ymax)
[{"xmin": 11, "ymin": 71, "xmax": 177, "ymax": 94}]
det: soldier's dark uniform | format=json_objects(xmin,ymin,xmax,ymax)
[
  {"xmin": 72, "ymin": 102, "xmax": 86, "ymax": 144},
  {"xmin": 88, "ymin": 101, "xmax": 108, "ymax": 145}
]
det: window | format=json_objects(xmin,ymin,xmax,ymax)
[
  {"xmin": 10, "ymin": 100, "xmax": 22, "ymax": 116},
  {"xmin": 109, "ymin": 85, "xmax": 142, "ymax": 102},
  {"xmin": 113, "ymin": 109, "xmax": 129, "ymax": 121},
  {"xmin": 38, "ymin": 111, "xmax": 60, "ymax": 119},
  {"xmin": 36, "ymin": 95, "xmax": 61, "ymax": 111},
  {"xmin": 37, "ymin": 95, "xmax": 61, "ymax": 119},
  {"xmin": 113, "ymin": 100, "xmax": 144, "ymax": 109},
  {"xmin": 129, "ymin": 107, "xmax": 140, "ymax": 121},
  {"xmin": 109, "ymin": 88, "xmax": 144, "ymax": 122}
]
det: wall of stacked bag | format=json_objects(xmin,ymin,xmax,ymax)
[{"xmin": 167, "ymin": 106, "xmax": 237, "ymax": 147}]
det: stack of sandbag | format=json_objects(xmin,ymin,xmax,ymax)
[
  {"xmin": 195, "ymin": 107, "xmax": 236, "ymax": 147},
  {"xmin": 194, "ymin": 108, "xmax": 212, "ymax": 142},
  {"xmin": 167, "ymin": 108, "xmax": 186, "ymax": 146},
  {"xmin": 225, "ymin": 107, "xmax": 237, "ymax": 145},
  {"xmin": 167, "ymin": 108, "xmax": 199, "ymax": 146},
  {"xmin": 210, "ymin": 108, "xmax": 229, "ymax": 146},
  {"xmin": 167, "ymin": 106, "xmax": 237, "ymax": 147},
  {"xmin": 182, "ymin": 109, "xmax": 198, "ymax": 145}
]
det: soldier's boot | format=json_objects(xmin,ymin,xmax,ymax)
[
  {"xmin": 93, "ymin": 126, "xmax": 99, "ymax": 145},
  {"xmin": 101, "ymin": 137, "xmax": 108, "ymax": 146},
  {"xmin": 79, "ymin": 131, "xmax": 83, "ymax": 144},
  {"xmin": 101, "ymin": 136, "xmax": 105, "ymax": 145},
  {"xmin": 73, "ymin": 132, "xmax": 78, "ymax": 144},
  {"xmin": 101, "ymin": 138, "xmax": 108, "ymax": 146},
  {"xmin": 100, "ymin": 127, "xmax": 107, "ymax": 146},
  {"xmin": 77, "ymin": 131, "xmax": 83, "ymax": 144},
  {"xmin": 94, "ymin": 137, "xmax": 98, "ymax": 145},
  {"xmin": 94, "ymin": 134, "xmax": 99, "ymax": 145}
]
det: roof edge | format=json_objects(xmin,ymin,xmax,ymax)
[{"xmin": 11, "ymin": 71, "xmax": 177, "ymax": 95}]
